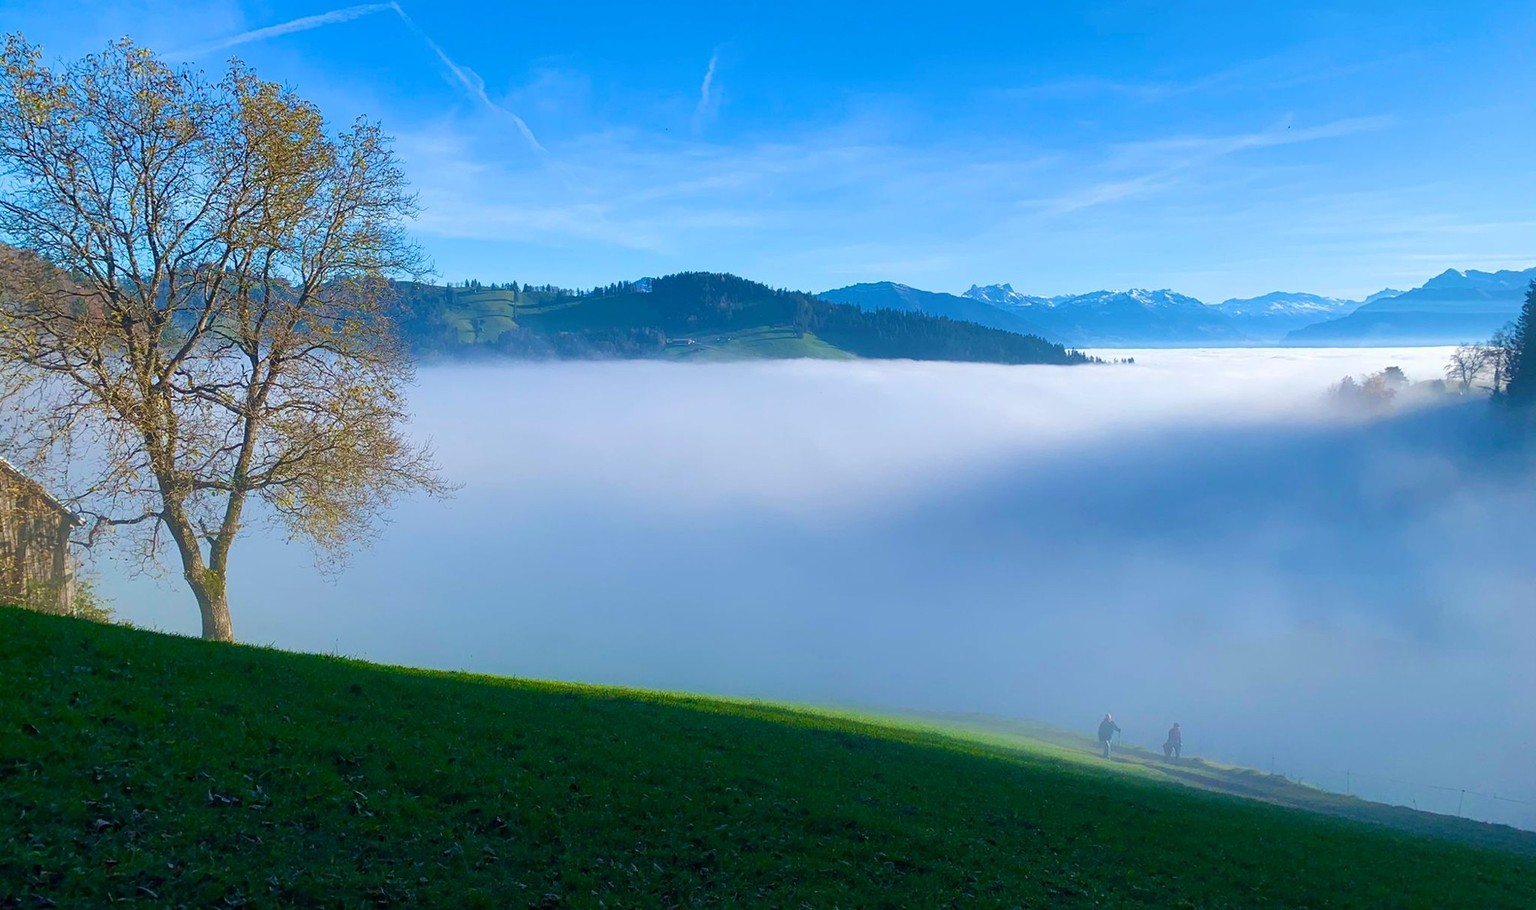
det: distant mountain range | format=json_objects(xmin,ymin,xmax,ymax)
[
  {"xmin": 389, "ymin": 272, "xmax": 1092, "ymax": 366},
  {"xmin": 969, "ymin": 286, "xmax": 1250, "ymax": 346},
  {"xmin": 820, "ymin": 267, "xmax": 1532, "ymax": 347},
  {"xmin": 1282, "ymin": 268, "xmax": 1536, "ymax": 346},
  {"xmin": 815, "ymin": 282, "xmax": 1052, "ymax": 338},
  {"xmin": 824, "ymin": 283, "xmax": 1243, "ymax": 346},
  {"xmin": 825, "ymin": 282, "xmax": 1370, "ymax": 346}
]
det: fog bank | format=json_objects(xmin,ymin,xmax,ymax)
[{"xmin": 100, "ymin": 348, "xmax": 1536, "ymax": 829}]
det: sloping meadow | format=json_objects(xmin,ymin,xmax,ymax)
[
  {"xmin": 101, "ymin": 348, "xmax": 1536, "ymax": 829},
  {"xmin": 3, "ymin": 607, "xmax": 1534, "ymax": 907}
]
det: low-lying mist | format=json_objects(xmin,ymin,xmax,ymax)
[{"xmin": 101, "ymin": 347, "xmax": 1536, "ymax": 829}]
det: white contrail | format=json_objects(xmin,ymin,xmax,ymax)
[
  {"xmin": 180, "ymin": 2, "xmax": 545, "ymax": 153},
  {"xmin": 390, "ymin": 4, "xmax": 546, "ymax": 152},
  {"xmin": 693, "ymin": 51, "xmax": 719, "ymax": 130},
  {"xmin": 180, "ymin": 2, "xmax": 396, "ymax": 57},
  {"xmin": 697, "ymin": 53, "xmax": 719, "ymax": 115}
]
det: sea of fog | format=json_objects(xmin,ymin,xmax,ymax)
[{"xmin": 99, "ymin": 347, "xmax": 1536, "ymax": 829}]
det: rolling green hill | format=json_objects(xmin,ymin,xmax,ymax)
[
  {"xmin": 3, "ymin": 607, "xmax": 1533, "ymax": 907},
  {"xmin": 389, "ymin": 273, "xmax": 1092, "ymax": 365}
]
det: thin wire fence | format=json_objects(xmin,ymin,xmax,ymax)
[
  {"xmin": 1341, "ymin": 768, "xmax": 1536, "ymax": 817},
  {"xmin": 1238, "ymin": 763, "xmax": 1533, "ymax": 831}
]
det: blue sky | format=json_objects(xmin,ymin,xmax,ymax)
[{"xmin": 6, "ymin": 1, "xmax": 1536, "ymax": 301}]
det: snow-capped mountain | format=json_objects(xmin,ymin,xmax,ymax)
[
  {"xmin": 960, "ymin": 285, "xmax": 1246, "ymax": 345},
  {"xmin": 1284, "ymin": 268, "xmax": 1536, "ymax": 346},
  {"xmin": 966, "ymin": 284, "xmax": 1217, "ymax": 314},
  {"xmin": 824, "ymin": 267, "xmax": 1527, "ymax": 349},
  {"xmin": 962, "ymin": 283, "xmax": 1058, "ymax": 309},
  {"xmin": 963, "ymin": 283, "xmax": 1419, "ymax": 345},
  {"xmin": 1215, "ymin": 291, "xmax": 1356, "ymax": 318},
  {"xmin": 1210, "ymin": 292, "xmax": 1367, "ymax": 341},
  {"xmin": 1048, "ymin": 289, "xmax": 1246, "ymax": 345},
  {"xmin": 1052, "ymin": 288, "xmax": 1207, "ymax": 312},
  {"xmin": 818, "ymin": 282, "xmax": 1051, "ymax": 338}
]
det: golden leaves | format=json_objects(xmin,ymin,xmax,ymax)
[{"xmin": 0, "ymin": 35, "xmax": 442, "ymax": 637}]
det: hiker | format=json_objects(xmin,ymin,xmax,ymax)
[
  {"xmin": 1097, "ymin": 713, "xmax": 1121, "ymax": 758},
  {"xmin": 1163, "ymin": 722, "xmax": 1182, "ymax": 760}
]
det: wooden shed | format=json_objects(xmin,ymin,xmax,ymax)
[{"xmin": 0, "ymin": 456, "xmax": 80, "ymax": 614}]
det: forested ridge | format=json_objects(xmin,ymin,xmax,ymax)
[{"xmin": 389, "ymin": 272, "xmax": 1095, "ymax": 365}]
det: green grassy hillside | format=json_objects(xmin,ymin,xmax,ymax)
[
  {"xmin": 904, "ymin": 712, "xmax": 1536, "ymax": 855},
  {"xmin": 3, "ymin": 607, "xmax": 1533, "ymax": 908},
  {"xmin": 662, "ymin": 326, "xmax": 856, "ymax": 362}
]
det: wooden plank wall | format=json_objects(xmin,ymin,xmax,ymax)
[{"xmin": 0, "ymin": 466, "xmax": 75, "ymax": 614}]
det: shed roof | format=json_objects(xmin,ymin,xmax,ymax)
[{"xmin": 0, "ymin": 455, "xmax": 83, "ymax": 526}]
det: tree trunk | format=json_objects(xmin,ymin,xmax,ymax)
[
  {"xmin": 161, "ymin": 498, "xmax": 237, "ymax": 642},
  {"xmin": 189, "ymin": 570, "xmax": 235, "ymax": 642}
]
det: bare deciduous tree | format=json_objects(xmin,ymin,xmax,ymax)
[
  {"xmin": 0, "ymin": 36, "xmax": 447, "ymax": 641},
  {"xmin": 1444, "ymin": 344, "xmax": 1492, "ymax": 394}
]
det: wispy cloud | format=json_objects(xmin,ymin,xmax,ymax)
[
  {"xmin": 178, "ymin": 2, "xmax": 544, "ymax": 153},
  {"xmin": 692, "ymin": 51, "xmax": 721, "ymax": 132},
  {"xmin": 178, "ymin": 2, "xmax": 395, "ymax": 57},
  {"xmin": 1008, "ymin": 74, "xmax": 1224, "ymax": 104},
  {"xmin": 385, "ymin": 95, "xmax": 1469, "ymax": 303},
  {"xmin": 396, "ymin": 128, "xmax": 801, "ymax": 253},
  {"xmin": 1039, "ymin": 115, "xmax": 1393, "ymax": 213},
  {"xmin": 1008, "ymin": 53, "xmax": 1408, "ymax": 106},
  {"xmin": 392, "ymin": 110, "xmax": 1406, "ymax": 290},
  {"xmin": 1112, "ymin": 115, "xmax": 1393, "ymax": 161}
]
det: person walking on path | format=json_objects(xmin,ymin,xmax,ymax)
[
  {"xmin": 1163, "ymin": 722, "xmax": 1182, "ymax": 760},
  {"xmin": 1098, "ymin": 713, "xmax": 1121, "ymax": 758}
]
